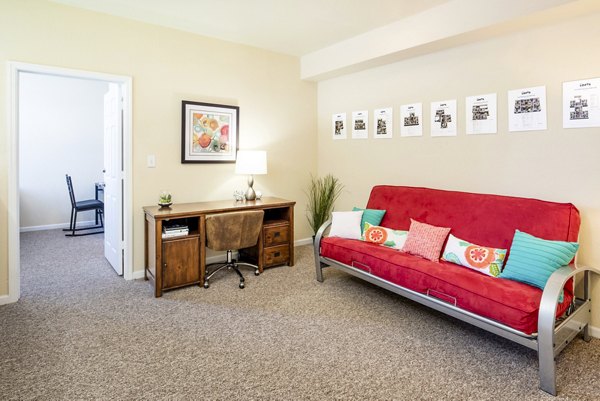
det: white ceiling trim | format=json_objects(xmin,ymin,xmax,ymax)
[{"xmin": 300, "ymin": 0, "xmax": 588, "ymax": 81}]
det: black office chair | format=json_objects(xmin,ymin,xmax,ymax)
[
  {"xmin": 63, "ymin": 174, "xmax": 104, "ymax": 237},
  {"xmin": 204, "ymin": 210, "xmax": 264, "ymax": 289}
]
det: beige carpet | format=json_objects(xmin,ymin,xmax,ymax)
[{"xmin": 1, "ymin": 229, "xmax": 599, "ymax": 400}]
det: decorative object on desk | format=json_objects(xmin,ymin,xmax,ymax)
[
  {"xmin": 233, "ymin": 190, "xmax": 245, "ymax": 201},
  {"xmin": 305, "ymin": 174, "xmax": 344, "ymax": 235},
  {"xmin": 255, "ymin": 190, "xmax": 262, "ymax": 200},
  {"xmin": 181, "ymin": 101, "xmax": 239, "ymax": 163},
  {"xmin": 235, "ymin": 150, "xmax": 267, "ymax": 201},
  {"xmin": 158, "ymin": 191, "xmax": 172, "ymax": 207}
]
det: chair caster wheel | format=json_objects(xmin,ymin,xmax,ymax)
[
  {"xmin": 239, "ymin": 282, "xmax": 245, "ymax": 289},
  {"xmin": 203, "ymin": 282, "xmax": 209, "ymax": 289},
  {"xmin": 254, "ymin": 269, "xmax": 260, "ymax": 276}
]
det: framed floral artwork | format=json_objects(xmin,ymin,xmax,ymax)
[{"xmin": 181, "ymin": 101, "xmax": 239, "ymax": 163}]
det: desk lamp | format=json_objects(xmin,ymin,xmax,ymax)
[{"xmin": 235, "ymin": 150, "xmax": 267, "ymax": 201}]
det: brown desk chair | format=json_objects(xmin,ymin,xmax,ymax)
[
  {"xmin": 204, "ymin": 210, "xmax": 264, "ymax": 289},
  {"xmin": 63, "ymin": 174, "xmax": 104, "ymax": 237}
]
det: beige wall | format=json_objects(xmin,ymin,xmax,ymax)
[
  {"xmin": 317, "ymin": 13, "xmax": 600, "ymax": 326},
  {"xmin": 0, "ymin": 0, "xmax": 317, "ymax": 295}
]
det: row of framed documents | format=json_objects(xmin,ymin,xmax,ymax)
[{"xmin": 332, "ymin": 78, "xmax": 600, "ymax": 139}]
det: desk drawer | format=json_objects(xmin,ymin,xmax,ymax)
[
  {"xmin": 264, "ymin": 245, "xmax": 289, "ymax": 267},
  {"xmin": 264, "ymin": 224, "xmax": 289, "ymax": 246}
]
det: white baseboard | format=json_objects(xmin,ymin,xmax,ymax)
[
  {"xmin": 20, "ymin": 220, "xmax": 96, "ymax": 233},
  {"xmin": 0, "ymin": 293, "xmax": 18, "ymax": 305},
  {"xmin": 131, "ymin": 270, "xmax": 145, "ymax": 280},
  {"xmin": 295, "ymin": 237, "xmax": 313, "ymax": 246},
  {"xmin": 589, "ymin": 325, "xmax": 600, "ymax": 339}
]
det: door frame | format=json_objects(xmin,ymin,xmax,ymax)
[{"xmin": 5, "ymin": 61, "xmax": 134, "ymax": 303}]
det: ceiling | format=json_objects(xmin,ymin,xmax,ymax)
[
  {"xmin": 48, "ymin": 0, "xmax": 450, "ymax": 56},
  {"xmin": 47, "ymin": 0, "xmax": 599, "ymax": 80}
]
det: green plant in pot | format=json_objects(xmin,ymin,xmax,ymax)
[
  {"xmin": 306, "ymin": 174, "xmax": 344, "ymax": 236},
  {"xmin": 159, "ymin": 191, "xmax": 172, "ymax": 206}
]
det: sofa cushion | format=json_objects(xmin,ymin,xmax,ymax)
[
  {"xmin": 362, "ymin": 222, "xmax": 407, "ymax": 250},
  {"xmin": 365, "ymin": 186, "xmax": 580, "ymax": 250},
  {"xmin": 442, "ymin": 234, "xmax": 507, "ymax": 277},
  {"xmin": 320, "ymin": 237, "xmax": 572, "ymax": 335},
  {"xmin": 329, "ymin": 211, "xmax": 363, "ymax": 240},
  {"xmin": 402, "ymin": 219, "xmax": 450, "ymax": 262},
  {"xmin": 364, "ymin": 185, "xmax": 579, "ymax": 296},
  {"xmin": 353, "ymin": 207, "xmax": 386, "ymax": 233},
  {"xmin": 500, "ymin": 230, "xmax": 579, "ymax": 290}
]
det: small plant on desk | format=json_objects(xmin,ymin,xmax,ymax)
[{"xmin": 159, "ymin": 191, "xmax": 172, "ymax": 206}]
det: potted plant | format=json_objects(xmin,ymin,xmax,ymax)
[
  {"xmin": 158, "ymin": 191, "xmax": 172, "ymax": 207},
  {"xmin": 306, "ymin": 174, "xmax": 344, "ymax": 235}
]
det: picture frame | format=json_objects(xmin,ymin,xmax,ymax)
[
  {"xmin": 181, "ymin": 100, "xmax": 239, "ymax": 163},
  {"xmin": 373, "ymin": 107, "xmax": 393, "ymax": 139},
  {"xmin": 332, "ymin": 112, "xmax": 347, "ymax": 140}
]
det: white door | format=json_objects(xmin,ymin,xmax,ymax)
[{"xmin": 103, "ymin": 83, "xmax": 123, "ymax": 275}]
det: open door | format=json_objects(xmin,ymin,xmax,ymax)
[{"xmin": 103, "ymin": 83, "xmax": 123, "ymax": 275}]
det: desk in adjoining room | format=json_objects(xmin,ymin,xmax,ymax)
[{"xmin": 143, "ymin": 197, "xmax": 295, "ymax": 297}]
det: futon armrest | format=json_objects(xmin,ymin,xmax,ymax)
[
  {"xmin": 314, "ymin": 220, "xmax": 332, "ymax": 282},
  {"xmin": 538, "ymin": 263, "xmax": 600, "ymax": 332},
  {"xmin": 314, "ymin": 219, "xmax": 332, "ymax": 250}
]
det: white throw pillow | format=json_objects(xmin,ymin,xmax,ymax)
[
  {"xmin": 441, "ymin": 234, "xmax": 507, "ymax": 277},
  {"xmin": 361, "ymin": 222, "xmax": 408, "ymax": 250},
  {"xmin": 328, "ymin": 211, "xmax": 363, "ymax": 240}
]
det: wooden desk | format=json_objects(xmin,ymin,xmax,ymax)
[{"xmin": 143, "ymin": 197, "xmax": 295, "ymax": 297}]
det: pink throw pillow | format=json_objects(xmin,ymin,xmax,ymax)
[{"xmin": 401, "ymin": 219, "xmax": 451, "ymax": 262}]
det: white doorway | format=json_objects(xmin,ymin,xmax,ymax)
[
  {"xmin": 18, "ymin": 73, "xmax": 107, "ymax": 232},
  {"xmin": 6, "ymin": 62, "xmax": 133, "ymax": 303},
  {"xmin": 103, "ymin": 83, "xmax": 123, "ymax": 275}
]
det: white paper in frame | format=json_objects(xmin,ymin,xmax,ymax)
[
  {"xmin": 430, "ymin": 99, "xmax": 457, "ymax": 136},
  {"xmin": 507, "ymin": 86, "xmax": 547, "ymax": 132},
  {"xmin": 400, "ymin": 103, "xmax": 423, "ymax": 137},
  {"xmin": 465, "ymin": 93, "xmax": 497, "ymax": 135},
  {"xmin": 352, "ymin": 110, "xmax": 369, "ymax": 139},
  {"xmin": 562, "ymin": 78, "xmax": 600, "ymax": 129},
  {"xmin": 373, "ymin": 107, "xmax": 393, "ymax": 139},
  {"xmin": 332, "ymin": 112, "xmax": 347, "ymax": 139}
]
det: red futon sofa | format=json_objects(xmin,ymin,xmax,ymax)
[{"xmin": 314, "ymin": 185, "xmax": 598, "ymax": 396}]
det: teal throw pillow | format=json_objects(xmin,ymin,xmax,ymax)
[
  {"xmin": 353, "ymin": 207, "xmax": 386, "ymax": 233},
  {"xmin": 500, "ymin": 230, "xmax": 579, "ymax": 292}
]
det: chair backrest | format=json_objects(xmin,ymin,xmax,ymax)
[
  {"xmin": 65, "ymin": 174, "xmax": 76, "ymax": 207},
  {"xmin": 206, "ymin": 210, "xmax": 264, "ymax": 251}
]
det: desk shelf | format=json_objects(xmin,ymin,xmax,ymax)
[
  {"xmin": 161, "ymin": 217, "xmax": 200, "ymax": 241},
  {"xmin": 144, "ymin": 197, "xmax": 295, "ymax": 297}
]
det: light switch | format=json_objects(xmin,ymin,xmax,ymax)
[{"xmin": 147, "ymin": 155, "xmax": 156, "ymax": 168}]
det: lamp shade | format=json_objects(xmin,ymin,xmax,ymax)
[{"xmin": 235, "ymin": 150, "xmax": 267, "ymax": 175}]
